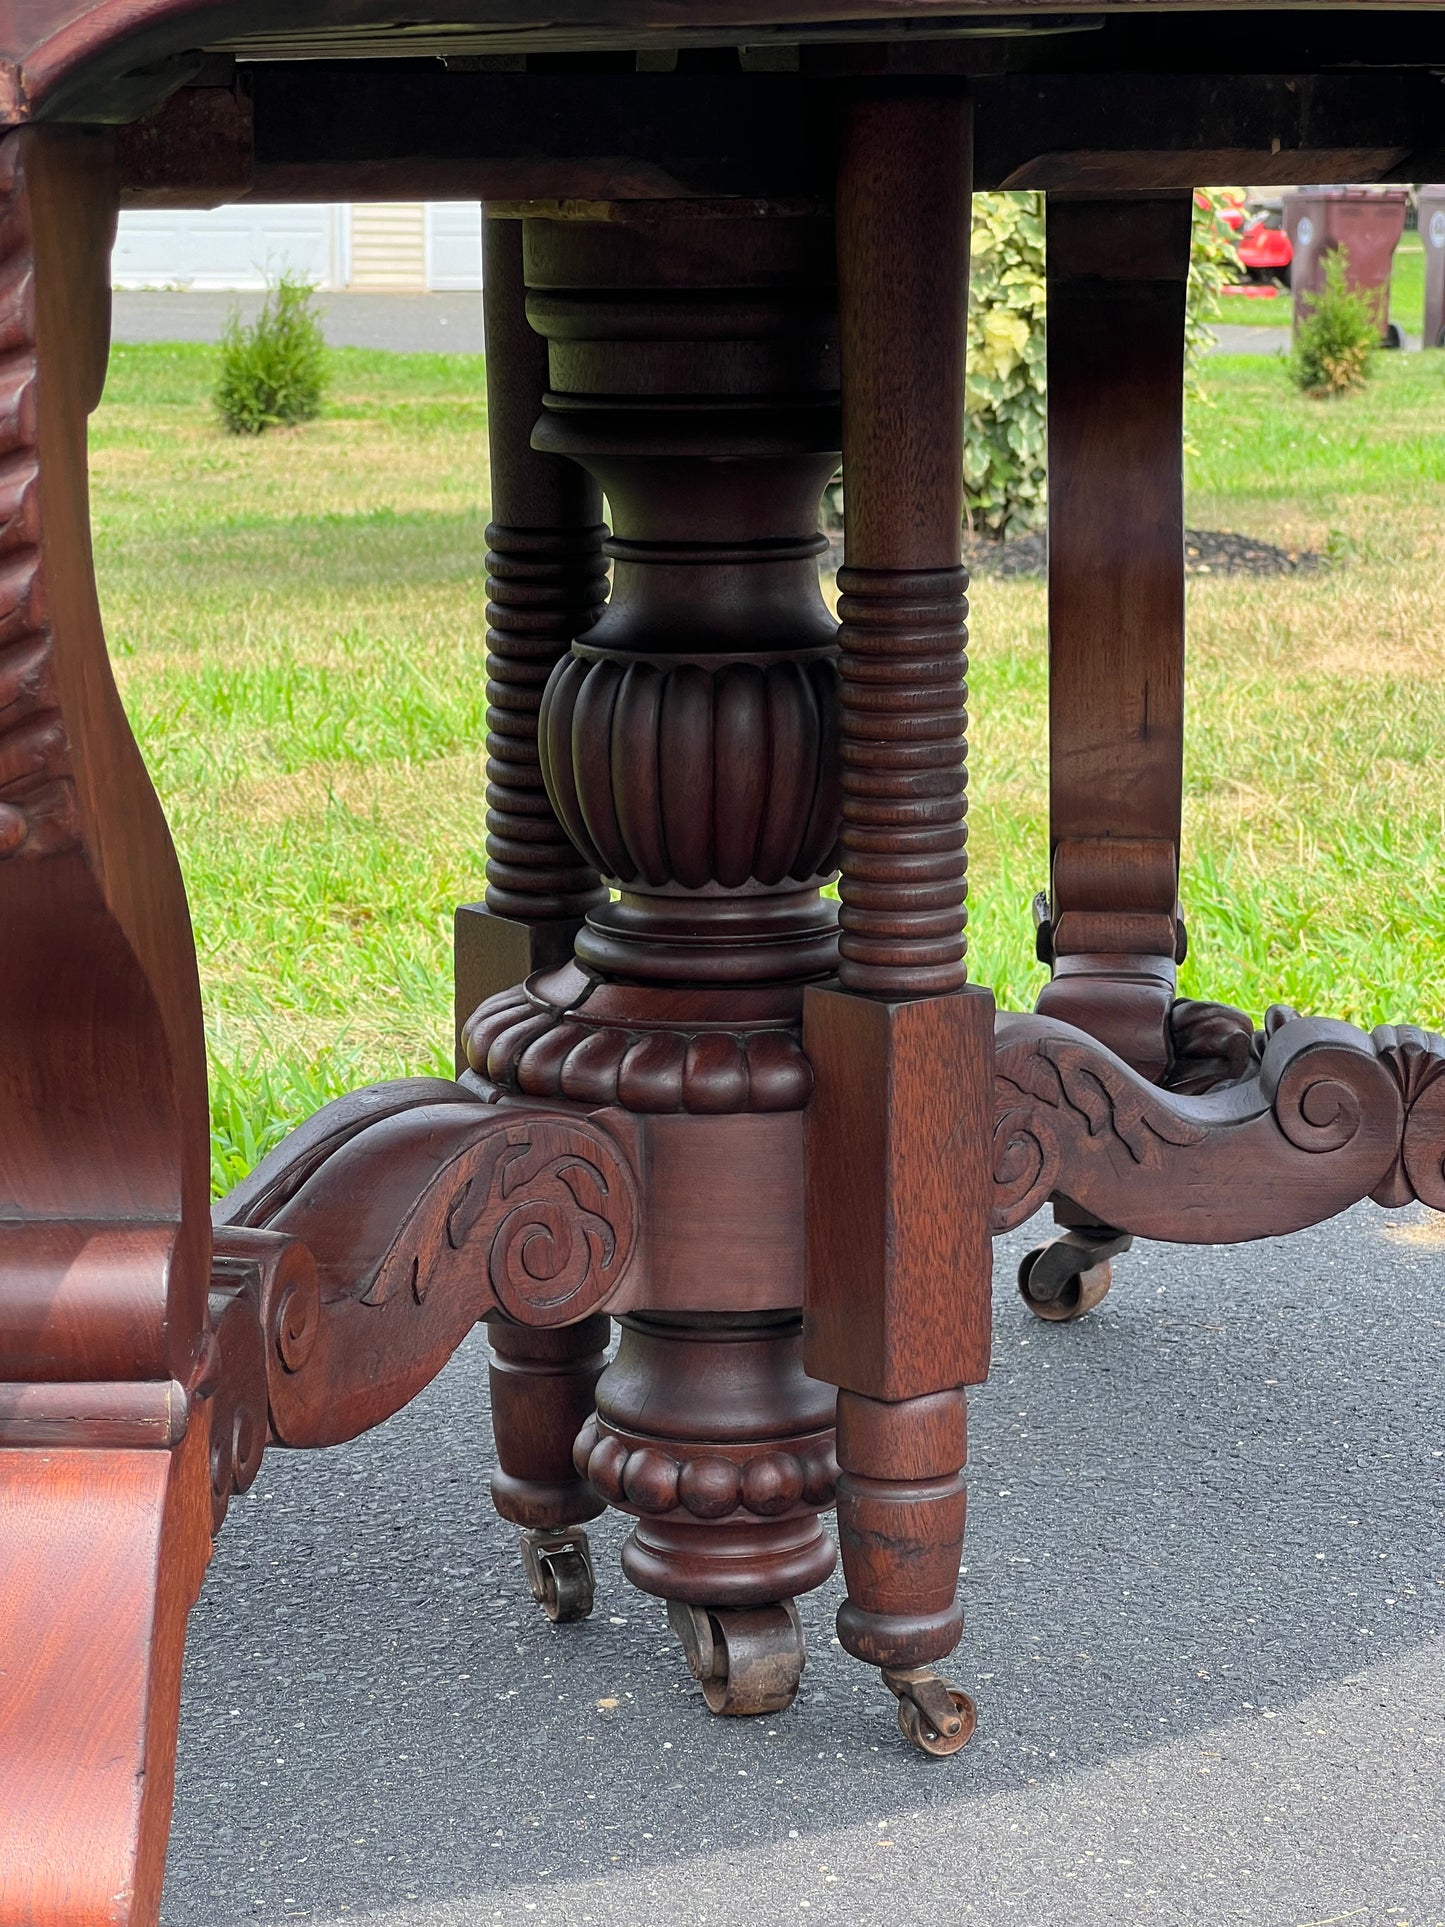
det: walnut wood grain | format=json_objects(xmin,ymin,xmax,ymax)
[
  {"xmin": 808, "ymin": 86, "xmax": 988, "ymax": 1682},
  {"xmin": 1036, "ymin": 194, "xmax": 1191, "ymax": 1083}
]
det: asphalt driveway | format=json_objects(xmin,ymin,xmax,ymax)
[{"xmin": 160, "ymin": 1202, "xmax": 1444, "ymax": 1926}]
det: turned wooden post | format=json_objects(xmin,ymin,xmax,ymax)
[
  {"xmin": 804, "ymin": 88, "xmax": 992, "ymax": 1730},
  {"xmin": 463, "ymin": 201, "xmax": 846, "ymax": 1702},
  {"xmin": 1035, "ymin": 193, "xmax": 1192, "ymax": 1082},
  {"xmin": 454, "ymin": 212, "xmax": 608, "ymax": 1058}
]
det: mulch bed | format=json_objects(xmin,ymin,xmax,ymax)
[{"xmin": 822, "ymin": 528, "xmax": 1327, "ymax": 579}]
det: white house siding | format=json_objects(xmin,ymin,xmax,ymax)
[
  {"xmin": 112, "ymin": 203, "xmax": 343, "ymax": 290},
  {"xmin": 425, "ymin": 202, "xmax": 483, "ymax": 290},
  {"xmin": 111, "ymin": 202, "xmax": 483, "ymax": 293},
  {"xmin": 348, "ymin": 202, "xmax": 428, "ymax": 289}
]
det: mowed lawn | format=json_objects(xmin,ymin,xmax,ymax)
[{"xmin": 89, "ymin": 343, "xmax": 1445, "ymax": 1193}]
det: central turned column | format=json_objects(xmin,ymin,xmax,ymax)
[{"xmin": 465, "ymin": 203, "xmax": 845, "ymax": 1712}]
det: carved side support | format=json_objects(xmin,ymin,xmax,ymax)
[
  {"xmin": 805, "ymin": 88, "xmax": 990, "ymax": 1732},
  {"xmin": 1036, "ymin": 195, "xmax": 1192, "ymax": 1084},
  {"xmin": 0, "ymin": 129, "xmax": 218, "ymax": 1927}
]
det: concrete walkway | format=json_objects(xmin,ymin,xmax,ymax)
[{"xmin": 160, "ymin": 1201, "xmax": 1444, "ymax": 1926}]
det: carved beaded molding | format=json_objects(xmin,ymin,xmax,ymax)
[{"xmin": 574, "ymin": 1414, "xmax": 839, "ymax": 1522}]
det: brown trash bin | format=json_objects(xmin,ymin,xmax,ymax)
[
  {"xmin": 1283, "ymin": 187, "xmax": 1408, "ymax": 346},
  {"xmin": 1419, "ymin": 186, "xmax": 1445, "ymax": 349}
]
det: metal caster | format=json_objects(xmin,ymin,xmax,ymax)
[
  {"xmin": 519, "ymin": 1526, "xmax": 596, "ymax": 1623},
  {"xmin": 667, "ymin": 1598, "xmax": 806, "ymax": 1715},
  {"xmin": 884, "ymin": 1666, "xmax": 978, "ymax": 1758},
  {"xmin": 1017, "ymin": 1227, "xmax": 1132, "ymax": 1323}
]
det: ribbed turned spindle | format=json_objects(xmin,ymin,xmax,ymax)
[
  {"xmin": 834, "ymin": 563, "xmax": 969, "ymax": 996},
  {"xmin": 483, "ymin": 522, "xmax": 609, "ymax": 921},
  {"xmin": 834, "ymin": 88, "xmax": 972, "ymax": 997},
  {"xmin": 481, "ymin": 212, "xmax": 608, "ymax": 926}
]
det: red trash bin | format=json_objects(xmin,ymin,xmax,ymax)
[
  {"xmin": 1283, "ymin": 187, "xmax": 1408, "ymax": 347},
  {"xmin": 1419, "ymin": 186, "xmax": 1445, "ymax": 349}
]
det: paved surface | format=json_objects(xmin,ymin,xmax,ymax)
[
  {"xmin": 113, "ymin": 290, "xmax": 487, "ymax": 354},
  {"xmin": 161, "ymin": 1202, "xmax": 1444, "ymax": 1926}
]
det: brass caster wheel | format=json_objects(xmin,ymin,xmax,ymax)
[
  {"xmin": 519, "ymin": 1526, "xmax": 596, "ymax": 1624},
  {"xmin": 1017, "ymin": 1228, "xmax": 1132, "ymax": 1323},
  {"xmin": 884, "ymin": 1666, "xmax": 978, "ymax": 1758},
  {"xmin": 667, "ymin": 1598, "xmax": 806, "ymax": 1715}
]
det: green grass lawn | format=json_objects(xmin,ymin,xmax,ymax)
[
  {"xmin": 89, "ymin": 343, "xmax": 1445, "ymax": 1192},
  {"xmin": 1209, "ymin": 229, "xmax": 1425, "ymax": 330}
]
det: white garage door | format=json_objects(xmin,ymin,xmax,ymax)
[
  {"xmin": 425, "ymin": 202, "xmax": 482, "ymax": 291},
  {"xmin": 112, "ymin": 204, "xmax": 342, "ymax": 291}
]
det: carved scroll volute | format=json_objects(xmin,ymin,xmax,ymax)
[
  {"xmin": 0, "ymin": 128, "xmax": 211, "ymax": 1381},
  {"xmin": 992, "ymin": 1011, "xmax": 1406, "ymax": 1244},
  {"xmin": 217, "ymin": 1092, "xmax": 642, "ymax": 1450}
]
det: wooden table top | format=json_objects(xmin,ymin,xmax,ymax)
[{"xmin": 2, "ymin": 3, "xmax": 1439, "ymax": 206}]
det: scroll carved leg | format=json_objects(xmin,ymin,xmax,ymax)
[{"xmin": 0, "ymin": 129, "xmax": 217, "ymax": 1924}]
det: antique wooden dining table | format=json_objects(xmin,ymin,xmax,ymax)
[{"xmin": 1, "ymin": 0, "xmax": 1442, "ymax": 1918}]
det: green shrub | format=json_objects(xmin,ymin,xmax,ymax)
[
  {"xmin": 1291, "ymin": 249, "xmax": 1377, "ymax": 398},
  {"xmin": 215, "ymin": 273, "xmax": 328, "ymax": 434},
  {"xmin": 962, "ymin": 188, "xmax": 1242, "ymax": 539},
  {"xmin": 964, "ymin": 193, "xmax": 1048, "ymax": 539}
]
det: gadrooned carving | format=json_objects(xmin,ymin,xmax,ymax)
[
  {"xmin": 464, "ymin": 977, "xmax": 814, "ymax": 1114},
  {"xmin": 1371, "ymin": 1023, "xmax": 1445, "ymax": 1209},
  {"xmin": 0, "ymin": 139, "xmax": 79, "ymax": 863},
  {"xmin": 573, "ymin": 1414, "xmax": 838, "ymax": 1521},
  {"xmin": 538, "ymin": 650, "xmax": 841, "ymax": 891}
]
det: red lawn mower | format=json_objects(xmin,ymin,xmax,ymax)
[{"xmin": 1216, "ymin": 193, "xmax": 1292, "ymax": 297}]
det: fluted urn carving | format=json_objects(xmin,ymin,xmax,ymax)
[{"xmin": 539, "ymin": 650, "xmax": 840, "ymax": 892}]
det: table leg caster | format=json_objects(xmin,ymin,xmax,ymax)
[
  {"xmin": 883, "ymin": 1666, "xmax": 979, "ymax": 1758},
  {"xmin": 1017, "ymin": 1227, "xmax": 1133, "ymax": 1323},
  {"xmin": 519, "ymin": 1525, "xmax": 596, "ymax": 1623},
  {"xmin": 667, "ymin": 1598, "xmax": 806, "ymax": 1715}
]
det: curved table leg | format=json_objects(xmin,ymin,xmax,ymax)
[{"xmin": 0, "ymin": 128, "xmax": 216, "ymax": 1925}]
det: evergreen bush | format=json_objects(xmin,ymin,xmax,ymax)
[
  {"xmin": 1290, "ymin": 249, "xmax": 1378, "ymax": 398},
  {"xmin": 215, "ymin": 273, "xmax": 328, "ymax": 435}
]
